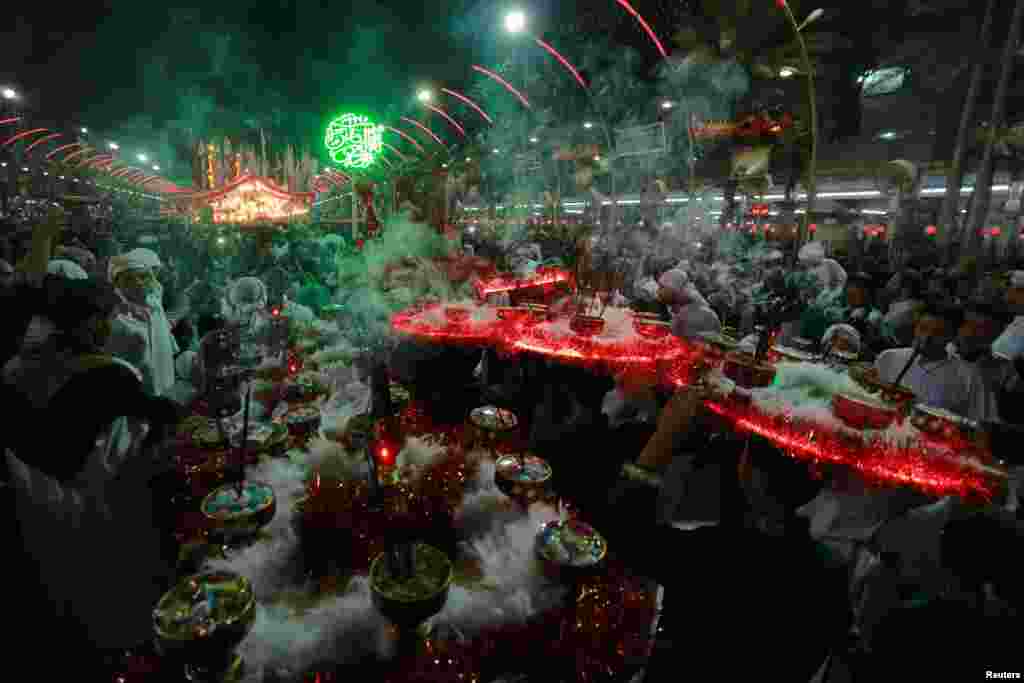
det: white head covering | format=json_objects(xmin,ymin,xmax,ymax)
[
  {"xmin": 822, "ymin": 323, "xmax": 862, "ymax": 354},
  {"xmin": 1010, "ymin": 271, "xmax": 1024, "ymax": 289},
  {"xmin": 138, "ymin": 234, "xmax": 158, "ymax": 245},
  {"xmin": 798, "ymin": 241, "xmax": 825, "ymax": 265},
  {"xmin": 0, "ymin": 258, "xmax": 12, "ymax": 276},
  {"xmin": 109, "ymin": 248, "xmax": 162, "ymax": 282},
  {"xmin": 47, "ymin": 259, "xmax": 89, "ymax": 280},
  {"xmin": 229, "ymin": 277, "xmax": 268, "ymax": 308},
  {"xmin": 765, "ymin": 249, "xmax": 784, "ymax": 262}
]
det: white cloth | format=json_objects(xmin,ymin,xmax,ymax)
[
  {"xmin": 108, "ymin": 247, "xmax": 162, "ymax": 282},
  {"xmin": 875, "ymin": 348, "xmax": 998, "ymax": 423},
  {"xmin": 5, "ymin": 355, "xmax": 171, "ymax": 649},
  {"xmin": 46, "ymin": 259, "xmax": 88, "ymax": 280},
  {"xmin": 992, "ymin": 315, "xmax": 1024, "ymax": 361},
  {"xmin": 105, "ymin": 282, "xmax": 178, "ymax": 397},
  {"xmin": 797, "ymin": 486, "xmax": 927, "ymax": 561}
]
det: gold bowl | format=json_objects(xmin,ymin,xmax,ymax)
[
  {"xmin": 153, "ymin": 571, "xmax": 256, "ymax": 677},
  {"xmin": 370, "ymin": 543, "xmax": 453, "ymax": 630}
]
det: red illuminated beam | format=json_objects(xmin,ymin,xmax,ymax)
[
  {"xmin": 384, "ymin": 126, "xmax": 426, "ymax": 154},
  {"xmin": 441, "ymin": 88, "xmax": 493, "ymax": 125},
  {"xmin": 400, "ymin": 117, "xmax": 447, "ymax": 147},
  {"xmin": 46, "ymin": 142, "xmax": 86, "ymax": 160},
  {"xmin": 614, "ymin": 0, "xmax": 668, "ymax": 58},
  {"xmin": 425, "ymin": 104, "xmax": 466, "ymax": 137},
  {"xmin": 0, "ymin": 117, "xmax": 21, "ymax": 126},
  {"xmin": 24, "ymin": 132, "xmax": 63, "ymax": 155},
  {"xmin": 533, "ymin": 38, "xmax": 588, "ymax": 89},
  {"xmin": 1, "ymin": 128, "xmax": 51, "ymax": 147},
  {"xmin": 472, "ymin": 65, "xmax": 531, "ymax": 109}
]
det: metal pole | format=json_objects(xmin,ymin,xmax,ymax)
[
  {"xmin": 939, "ymin": 0, "xmax": 998, "ymax": 263},
  {"xmin": 781, "ymin": 3, "xmax": 818, "ymax": 248},
  {"xmin": 964, "ymin": 0, "xmax": 1024, "ymax": 257}
]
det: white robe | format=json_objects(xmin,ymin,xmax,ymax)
[
  {"xmin": 992, "ymin": 315, "xmax": 1024, "ymax": 362},
  {"xmin": 106, "ymin": 284, "xmax": 178, "ymax": 397},
  {"xmin": 4, "ymin": 356, "xmax": 172, "ymax": 649},
  {"xmin": 875, "ymin": 348, "xmax": 998, "ymax": 423}
]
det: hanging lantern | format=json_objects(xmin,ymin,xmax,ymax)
[
  {"xmin": 925, "ymin": 225, "xmax": 937, "ymax": 236},
  {"xmin": 808, "ymin": 223, "xmax": 817, "ymax": 234}
]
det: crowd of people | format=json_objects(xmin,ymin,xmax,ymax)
[{"xmin": 2, "ymin": 204, "xmax": 1023, "ymax": 680}]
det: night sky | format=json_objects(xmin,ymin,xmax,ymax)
[{"xmin": 2, "ymin": 0, "xmax": 683, "ymax": 180}]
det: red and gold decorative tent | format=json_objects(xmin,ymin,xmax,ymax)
[{"xmin": 161, "ymin": 174, "xmax": 314, "ymax": 225}]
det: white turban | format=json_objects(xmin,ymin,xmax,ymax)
[
  {"xmin": 109, "ymin": 248, "xmax": 162, "ymax": 282},
  {"xmin": 138, "ymin": 234, "xmax": 158, "ymax": 245},
  {"xmin": 822, "ymin": 323, "xmax": 862, "ymax": 354},
  {"xmin": 0, "ymin": 259, "xmax": 12, "ymax": 276},
  {"xmin": 657, "ymin": 269, "xmax": 690, "ymax": 298},
  {"xmin": 47, "ymin": 259, "xmax": 88, "ymax": 280},
  {"xmin": 798, "ymin": 241, "xmax": 825, "ymax": 265},
  {"xmin": 765, "ymin": 249, "xmax": 784, "ymax": 262},
  {"xmin": 229, "ymin": 277, "xmax": 268, "ymax": 308},
  {"xmin": 1011, "ymin": 271, "xmax": 1024, "ymax": 288}
]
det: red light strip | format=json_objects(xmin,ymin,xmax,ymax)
[
  {"xmin": 534, "ymin": 37, "xmax": 588, "ymax": 89},
  {"xmin": 0, "ymin": 117, "xmax": 21, "ymax": 126},
  {"xmin": 45, "ymin": 142, "xmax": 85, "ymax": 160},
  {"xmin": 1, "ymin": 128, "xmax": 50, "ymax": 147},
  {"xmin": 472, "ymin": 65, "xmax": 532, "ymax": 109},
  {"xmin": 425, "ymin": 104, "xmax": 466, "ymax": 137},
  {"xmin": 703, "ymin": 400, "xmax": 1002, "ymax": 501},
  {"xmin": 61, "ymin": 147, "xmax": 92, "ymax": 164},
  {"xmin": 384, "ymin": 126, "xmax": 426, "ymax": 153},
  {"xmin": 473, "ymin": 268, "xmax": 574, "ymax": 297},
  {"xmin": 441, "ymin": 88, "xmax": 493, "ymax": 125},
  {"xmin": 400, "ymin": 117, "xmax": 446, "ymax": 147},
  {"xmin": 24, "ymin": 132, "xmax": 63, "ymax": 155},
  {"xmin": 614, "ymin": 0, "xmax": 669, "ymax": 58}
]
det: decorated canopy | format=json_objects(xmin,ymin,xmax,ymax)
[{"xmin": 161, "ymin": 174, "xmax": 314, "ymax": 225}]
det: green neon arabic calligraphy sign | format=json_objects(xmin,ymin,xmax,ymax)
[{"xmin": 325, "ymin": 113, "xmax": 383, "ymax": 169}]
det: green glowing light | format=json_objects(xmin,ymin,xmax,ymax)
[{"xmin": 325, "ymin": 113, "xmax": 383, "ymax": 169}]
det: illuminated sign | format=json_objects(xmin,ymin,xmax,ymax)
[{"xmin": 325, "ymin": 113, "xmax": 383, "ymax": 169}]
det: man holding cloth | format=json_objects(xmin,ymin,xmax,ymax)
[{"xmin": 106, "ymin": 248, "xmax": 179, "ymax": 397}]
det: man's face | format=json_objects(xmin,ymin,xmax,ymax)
[
  {"xmin": 913, "ymin": 314, "xmax": 953, "ymax": 356},
  {"xmin": 957, "ymin": 312, "xmax": 999, "ymax": 358},
  {"xmin": 846, "ymin": 284, "xmax": 867, "ymax": 308},
  {"xmin": 1007, "ymin": 285, "xmax": 1024, "ymax": 309}
]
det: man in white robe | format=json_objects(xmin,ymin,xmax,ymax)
[
  {"xmin": 992, "ymin": 270, "xmax": 1024, "ymax": 363},
  {"xmin": 106, "ymin": 248, "xmax": 179, "ymax": 397},
  {"xmin": 798, "ymin": 241, "xmax": 847, "ymax": 304},
  {"xmin": 875, "ymin": 303, "xmax": 998, "ymax": 424}
]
